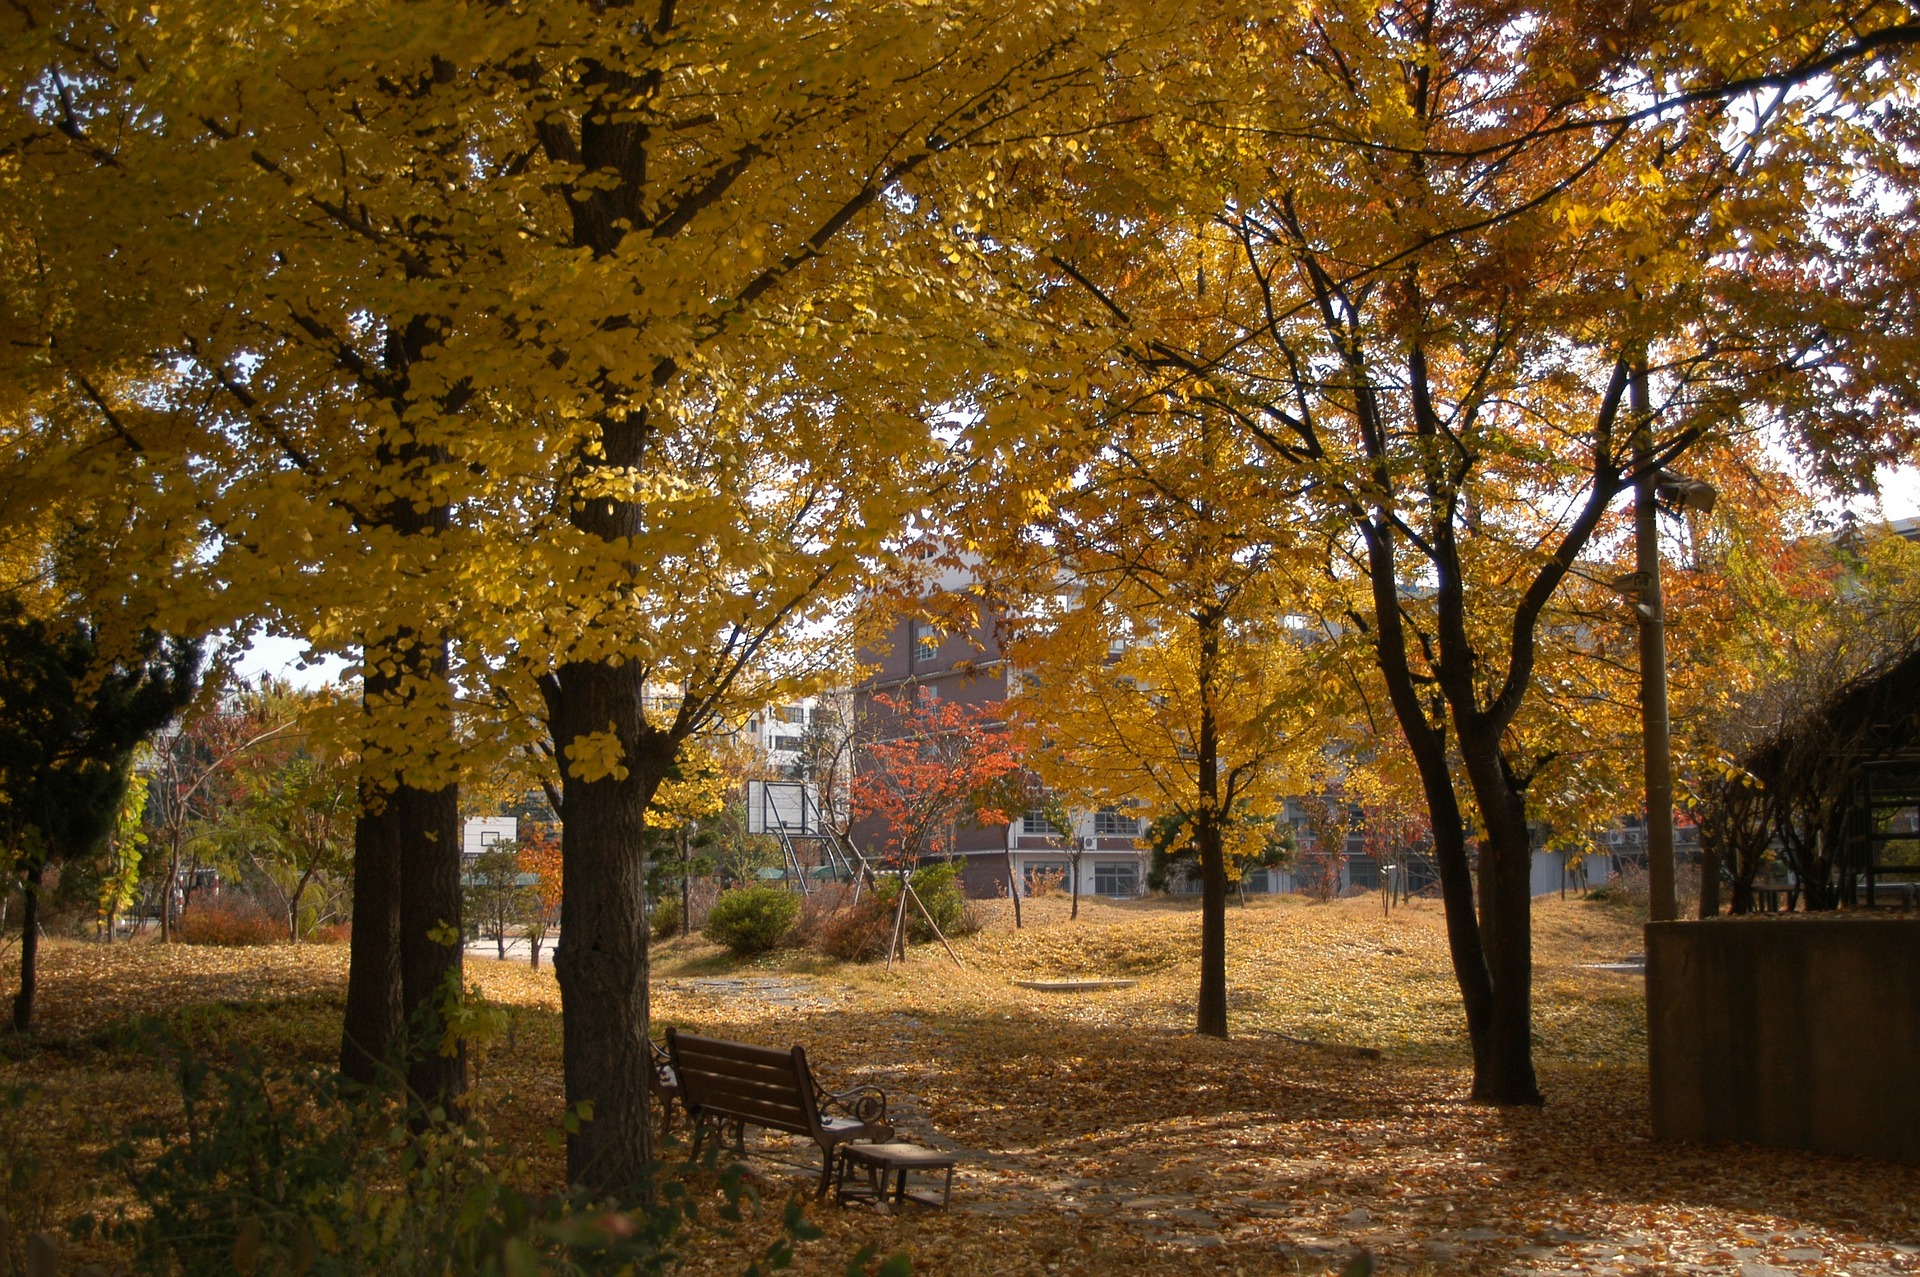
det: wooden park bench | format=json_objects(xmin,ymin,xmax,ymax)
[{"xmin": 664, "ymin": 1028, "xmax": 893, "ymax": 1198}]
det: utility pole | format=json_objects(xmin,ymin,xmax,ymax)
[{"xmin": 1632, "ymin": 360, "xmax": 1678, "ymax": 924}]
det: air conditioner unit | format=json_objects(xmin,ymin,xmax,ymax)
[{"xmin": 1082, "ymin": 836, "xmax": 1097, "ymax": 852}]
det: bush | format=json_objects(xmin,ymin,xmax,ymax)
[
  {"xmin": 811, "ymin": 863, "xmax": 979, "ymax": 963},
  {"xmin": 1026, "ymin": 866, "xmax": 1067, "ymax": 898},
  {"xmin": 814, "ymin": 891, "xmax": 898, "ymax": 963},
  {"xmin": 702, "ymin": 884, "xmax": 799, "ymax": 955},
  {"xmin": 787, "ymin": 883, "xmax": 853, "ymax": 951},
  {"xmin": 649, "ymin": 895, "xmax": 683, "ymax": 941},
  {"xmin": 177, "ymin": 898, "xmax": 285, "ymax": 946},
  {"xmin": 898, "ymin": 861, "xmax": 979, "ymax": 942},
  {"xmin": 87, "ymin": 1036, "xmax": 821, "ymax": 1276}
]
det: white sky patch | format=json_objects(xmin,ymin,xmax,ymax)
[
  {"xmin": 231, "ymin": 633, "xmax": 350, "ymax": 690},
  {"xmin": 1865, "ymin": 463, "xmax": 1920, "ymax": 522}
]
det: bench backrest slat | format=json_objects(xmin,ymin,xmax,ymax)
[{"xmin": 667, "ymin": 1029, "xmax": 822, "ymax": 1137}]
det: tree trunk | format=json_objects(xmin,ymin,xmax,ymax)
[
  {"xmin": 1195, "ymin": 813, "xmax": 1228, "ymax": 1038},
  {"xmin": 1004, "ymin": 847, "xmax": 1023, "ymax": 928},
  {"xmin": 342, "ymin": 777, "xmax": 403, "ymax": 1085},
  {"xmin": 398, "ymin": 766, "xmax": 466, "ymax": 1112},
  {"xmin": 1360, "ymin": 518, "xmax": 1501, "ymax": 1095},
  {"xmin": 680, "ymin": 828, "xmax": 693, "ymax": 939},
  {"xmin": 547, "ymin": 657, "xmax": 662, "ymax": 1196},
  {"xmin": 9, "ymin": 862, "xmax": 42, "ymax": 1032},
  {"xmin": 1697, "ymin": 841, "xmax": 1721, "ymax": 918},
  {"xmin": 161, "ymin": 838, "xmax": 180, "ymax": 944},
  {"xmin": 341, "ymin": 306, "xmax": 464, "ymax": 1094},
  {"xmin": 1069, "ymin": 847, "xmax": 1081, "ymax": 920},
  {"xmin": 1195, "ymin": 611, "xmax": 1229, "ymax": 1040},
  {"xmin": 1456, "ymin": 730, "xmax": 1543, "ymax": 1106},
  {"xmin": 287, "ymin": 868, "xmax": 315, "ymax": 944}
]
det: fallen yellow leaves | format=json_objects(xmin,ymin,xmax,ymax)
[{"xmin": 3, "ymin": 895, "xmax": 1915, "ymax": 1276}]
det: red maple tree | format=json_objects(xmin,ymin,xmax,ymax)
[{"xmin": 851, "ymin": 692, "xmax": 1020, "ymax": 863}]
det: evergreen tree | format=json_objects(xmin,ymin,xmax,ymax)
[{"xmin": 0, "ymin": 598, "xmax": 198, "ymax": 1030}]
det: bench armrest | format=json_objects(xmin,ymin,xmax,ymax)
[
  {"xmin": 648, "ymin": 1038, "xmax": 680, "ymax": 1093},
  {"xmin": 816, "ymin": 1081, "xmax": 889, "ymax": 1128}
]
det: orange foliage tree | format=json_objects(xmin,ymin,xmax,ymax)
[
  {"xmin": 851, "ymin": 692, "xmax": 1020, "ymax": 867},
  {"xmin": 516, "ymin": 827, "xmax": 564, "ymax": 972}
]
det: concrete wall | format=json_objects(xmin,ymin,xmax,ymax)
[
  {"xmin": 1530, "ymin": 849, "xmax": 1620, "ymax": 896},
  {"xmin": 1646, "ymin": 917, "xmax": 1920, "ymax": 1164}
]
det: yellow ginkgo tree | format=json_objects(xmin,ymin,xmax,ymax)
[
  {"xmin": 0, "ymin": 0, "xmax": 1177, "ymax": 1185},
  {"xmin": 993, "ymin": 398, "xmax": 1334, "ymax": 1039}
]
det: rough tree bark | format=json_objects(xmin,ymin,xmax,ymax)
[
  {"xmin": 8, "ymin": 862, "xmax": 42, "ymax": 1032},
  {"xmin": 397, "ymin": 763, "xmax": 465, "ymax": 1109},
  {"xmin": 544, "ymin": 656, "xmax": 665, "ymax": 1194},
  {"xmin": 341, "ymin": 772, "xmax": 402, "ymax": 1084},
  {"xmin": 338, "ymin": 314, "xmax": 465, "ymax": 1103},
  {"xmin": 1194, "ymin": 609, "xmax": 1229, "ymax": 1040}
]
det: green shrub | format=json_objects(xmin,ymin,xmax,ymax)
[
  {"xmin": 87, "ymin": 1034, "xmax": 833, "ymax": 1276},
  {"xmin": 900, "ymin": 861, "xmax": 977, "ymax": 942},
  {"xmin": 649, "ymin": 895, "xmax": 683, "ymax": 941},
  {"xmin": 702, "ymin": 885, "xmax": 799, "ymax": 955}
]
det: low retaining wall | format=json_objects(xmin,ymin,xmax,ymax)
[{"xmin": 1646, "ymin": 917, "xmax": 1920, "ymax": 1164}]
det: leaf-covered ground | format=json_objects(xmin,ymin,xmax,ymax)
[{"xmin": 3, "ymin": 894, "xmax": 1916, "ymax": 1275}]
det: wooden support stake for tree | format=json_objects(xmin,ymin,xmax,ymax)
[
  {"xmin": 883, "ymin": 881, "xmax": 910, "ymax": 972},
  {"xmin": 903, "ymin": 882, "xmax": 966, "ymax": 970}
]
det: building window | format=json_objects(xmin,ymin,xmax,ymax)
[
  {"xmin": 1093, "ymin": 861, "xmax": 1139, "ymax": 896},
  {"xmin": 771, "ymin": 735, "xmax": 805, "ymax": 753},
  {"xmin": 911, "ymin": 620, "xmax": 941, "ymax": 666},
  {"xmin": 1092, "ymin": 807, "xmax": 1140, "ymax": 838},
  {"xmin": 781, "ymin": 704, "xmax": 808, "ymax": 724},
  {"xmin": 1023, "ymin": 861, "xmax": 1069, "ymax": 893},
  {"xmin": 1022, "ymin": 809, "xmax": 1064, "ymax": 836}
]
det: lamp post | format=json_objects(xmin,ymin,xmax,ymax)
[{"xmin": 1622, "ymin": 377, "xmax": 1716, "ymax": 923}]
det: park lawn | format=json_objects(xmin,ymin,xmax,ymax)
[{"xmin": 1, "ymin": 893, "xmax": 1915, "ymax": 1275}]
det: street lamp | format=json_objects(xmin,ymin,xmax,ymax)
[{"xmin": 1619, "ymin": 454, "xmax": 1717, "ymax": 923}]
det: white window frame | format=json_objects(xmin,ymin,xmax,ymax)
[
  {"xmin": 911, "ymin": 620, "xmax": 941, "ymax": 666},
  {"xmin": 1022, "ymin": 808, "xmax": 1064, "ymax": 836}
]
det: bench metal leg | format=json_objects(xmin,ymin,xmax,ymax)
[{"xmin": 816, "ymin": 1146, "xmax": 838, "ymax": 1200}]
